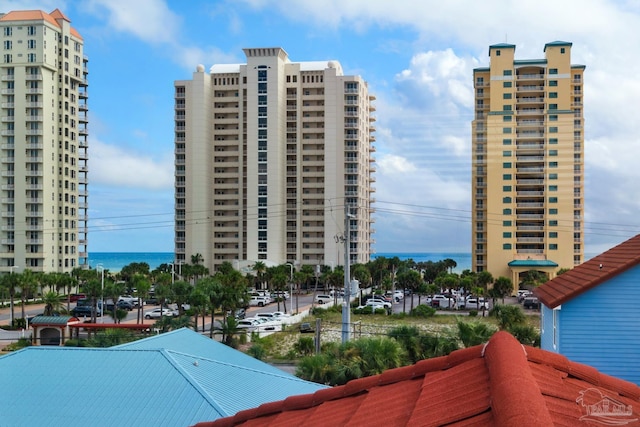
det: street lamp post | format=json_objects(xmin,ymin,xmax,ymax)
[
  {"xmin": 9, "ymin": 266, "xmax": 19, "ymax": 326},
  {"xmin": 285, "ymin": 262, "xmax": 294, "ymax": 314},
  {"xmin": 97, "ymin": 263, "xmax": 104, "ymax": 323}
]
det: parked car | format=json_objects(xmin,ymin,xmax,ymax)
[
  {"xmin": 255, "ymin": 312, "xmax": 281, "ymax": 322},
  {"xmin": 385, "ymin": 290, "xmax": 404, "ymax": 302},
  {"xmin": 270, "ymin": 291, "xmax": 290, "ymax": 300},
  {"xmin": 315, "ymin": 295, "xmax": 332, "ymax": 304},
  {"xmin": 69, "ymin": 293, "xmax": 86, "ymax": 302},
  {"xmin": 271, "ymin": 311, "xmax": 290, "ymax": 319},
  {"xmin": 144, "ymin": 308, "xmax": 177, "ymax": 319},
  {"xmin": 458, "ymin": 297, "xmax": 489, "ymax": 310},
  {"xmin": 71, "ymin": 305, "xmax": 98, "ymax": 317},
  {"xmin": 232, "ymin": 308, "xmax": 246, "ymax": 320},
  {"xmin": 517, "ymin": 290, "xmax": 532, "ymax": 303},
  {"xmin": 145, "ymin": 296, "xmax": 159, "ymax": 305},
  {"xmin": 237, "ymin": 318, "xmax": 260, "ymax": 330},
  {"xmin": 249, "ymin": 295, "xmax": 270, "ymax": 307},
  {"xmin": 104, "ymin": 300, "xmax": 134, "ymax": 311},
  {"xmin": 523, "ymin": 296, "xmax": 541, "ymax": 309},
  {"xmin": 365, "ymin": 297, "xmax": 392, "ymax": 309},
  {"xmin": 118, "ymin": 295, "xmax": 139, "ymax": 307},
  {"xmin": 431, "ymin": 294, "xmax": 455, "ymax": 309}
]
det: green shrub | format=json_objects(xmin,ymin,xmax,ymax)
[
  {"xmin": 410, "ymin": 304, "xmax": 436, "ymax": 317},
  {"xmin": 468, "ymin": 310, "xmax": 478, "ymax": 317},
  {"xmin": 508, "ymin": 324, "xmax": 540, "ymax": 347},
  {"xmin": 294, "ymin": 336, "xmax": 315, "ymax": 356},
  {"xmin": 248, "ymin": 343, "xmax": 266, "ymax": 360}
]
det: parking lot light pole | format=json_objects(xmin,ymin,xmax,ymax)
[
  {"xmin": 97, "ymin": 264, "xmax": 104, "ymax": 323},
  {"xmin": 286, "ymin": 262, "xmax": 294, "ymax": 314}
]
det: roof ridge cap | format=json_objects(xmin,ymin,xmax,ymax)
[{"xmin": 484, "ymin": 332, "xmax": 554, "ymax": 426}]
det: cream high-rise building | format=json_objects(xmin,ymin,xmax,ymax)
[
  {"xmin": 472, "ymin": 42, "xmax": 584, "ymax": 285},
  {"xmin": 0, "ymin": 9, "xmax": 88, "ymax": 273},
  {"xmin": 174, "ymin": 48, "xmax": 376, "ymax": 271}
]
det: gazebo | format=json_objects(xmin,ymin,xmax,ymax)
[{"xmin": 29, "ymin": 315, "xmax": 81, "ymax": 346}]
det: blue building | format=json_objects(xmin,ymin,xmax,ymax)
[
  {"xmin": 535, "ymin": 234, "xmax": 640, "ymax": 385},
  {"xmin": 0, "ymin": 328, "xmax": 327, "ymax": 426}
]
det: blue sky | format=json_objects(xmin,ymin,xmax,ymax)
[{"xmin": 7, "ymin": 0, "xmax": 640, "ymax": 255}]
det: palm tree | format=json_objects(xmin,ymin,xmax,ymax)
[
  {"xmin": 1, "ymin": 272, "xmax": 19, "ymax": 326},
  {"xmin": 171, "ymin": 280, "xmax": 193, "ymax": 316},
  {"xmin": 132, "ymin": 274, "xmax": 152, "ymax": 323},
  {"xmin": 18, "ymin": 269, "xmax": 39, "ymax": 320},
  {"xmin": 214, "ymin": 315, "xmax": 242, "ymax": 347},
  {"xmin": 190, "ymin": 253, "xmax": 204, "ymax": 265},
  {"xmin": 252, "ymin": 261, "xmax": 267, "ymax": 290},
  {"xmin": 42, "ymin": 291, "xmax": 63, "ymax": 316},
  {"xmin": 271, "ymin": 272, "xmax": 288, "ymax": 312},
  {"xmin": 457, "ymin": 320, "xmax": 496, "ymax": 347}
]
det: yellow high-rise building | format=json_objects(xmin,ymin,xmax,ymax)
[{"xmin": 472, "ymin": 42, "xmax": 585, "ymax": 286}]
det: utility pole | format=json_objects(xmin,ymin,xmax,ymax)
[{"xmin": 342, "ymin": 204, "xmax": 353, "ymax": 343}]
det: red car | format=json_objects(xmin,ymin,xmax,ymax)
[{"xmin": 69, "ymin": 293, "xmax": 86, "ymax": 302}]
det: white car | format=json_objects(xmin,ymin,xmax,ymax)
[
  {"xmin": 356, "ymin": 301, "xmax": 387, "ymax": 312},
  {"xmin": 366, "ymin": 297, "xmax": 392, "ymax": 309},
  {"xmin": 237, "ymin": 319, "xmax": 260, "ymax": 330},
  {"xmin": 118, "ymin": 295, "xmax": 139, "ymax": 307},
  {"xmin": 249, "ymin": 296, "xmax": 271, "ymax": 307},
  {"xmin": 144, "ymin": 308, "xmax": 177, "ymax": 319}
]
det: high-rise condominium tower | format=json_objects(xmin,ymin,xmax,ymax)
[
  {"xmin": 174, "ymin": 48, "xmax": 376, "ymax": 272},
  {"xmin": 0, "ymin": 10, "xmax": 88, "ymax": 273},
  {"xmin": 472, "ymin": 42, "xmax": 584, "ymax": 285}
]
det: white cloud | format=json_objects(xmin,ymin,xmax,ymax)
[
  {"xmin": 89, "ymin": 138, "xmax": 173, "ymax": 190},
  {"xmin": 83, "ymin": 0, "xmax": 180, "ymax": 44}
]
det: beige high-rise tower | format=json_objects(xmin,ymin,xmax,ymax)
[
  {"xmin": 174, "ymin": 48, "xmax": 376, "ymax": 271},
  {"xmin": 472, "ymin": 42, "xmax": 584, "ymax": 285},
  {"xmin": 0, "ymin": 9, "xmax": 88, "ymax": 273}
]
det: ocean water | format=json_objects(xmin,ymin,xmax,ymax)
[
  {"xmin": 88, "ymin": 252, "xmax": 175, "ymax": 272},
  {"xmin": 88, "ymin": 252, "xmax": 471, "ymax": 273},
  {"xmin": 373, "ymin": 252, "xmax": 471, "ymax": 273}
]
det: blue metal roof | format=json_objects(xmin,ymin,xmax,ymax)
[{"xmin": 0, "ymin": 328, "xmax": 327, "ymax": 426}]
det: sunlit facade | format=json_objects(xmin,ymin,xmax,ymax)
[
  {"xmin": 174, "ymin": 48, "xmax": 376, "ymax": 271},
  {"xmin": 0, "ymin": 9, "xmax": 88, "ymax": 272},
  {"xmin": 472, "ymin": 42, "xmax": 585, "ymax": 284}
]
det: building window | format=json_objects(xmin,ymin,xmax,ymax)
[
  {"xmin": 549, "ymin": 68, "xmax": 558, "ymax": 75},
  {"xmin": 496, "ymin": 50, "xmax": 501, "ymax": 56},
  {"xmin": 27, "ymin": 26, "xmax": 36, "ymax": 35},
  {"xmin": 549, "ymin": 232, "xmax": 558, "ymax": 238},
  {"xmin": 549, "ymin": 185, "xmax": 558, "ymax": 191},
  {"xmin": 503, "ymin": 174, "xmax": 511, "ymax": 180},
  {"xmin": 503, "ymin": 70, "xmax": 512, "ymax": 76},
  {"xmin": 549, "ymin": 173, "xmax": 558, "ymax": 180},
  {"xmin": 3, "ymin": 27, "xmax": 11, "ymax": 36},
  {"xmin": 503, "ymin": 151, "xmax": 512, "ymax": 157},
  {"xmin": 549, "ymin": 92, "xmax": 558, "ymax": 99},
  {"xmin": 503, "ymin": 128, "xmax": 511, "ymax": 134},
  {"xmin": 503, "ymin": 208, "xmax": 512, "ymax": 215},
  {"xmin": 549, "ymin": 127, "xmax": 558, "ymax": 133},
  {"xmin": 503, "ymin": 197, "xmax": 511, "ymax": 203},
  {"xmin": 549, "ymin": 138, "xmax": 558, "ymax": 144},
  {"xmin": 549, "ymin": 244, "xmax": 558, "ymax": 250},
  {"xmin": 561, "ymin": 48, "xmax": 566, "ymax": 54},
  {"xmin": 549, "ymin": 103, "xmax": 558, "ymax": 110},
  {"xmin": 503, "ymin": 115, "xmax": 512, "ymax": 122},
  {"xmin": 549, "ymin": 197, "xmax": 558, "ymax": 203},
  {"xmin": 549, "ymin": 150, "xmax": 558, "ymax": 156},
  {"xmin": 503, "ymin": 243, "xmax": 512, "ymax": 249},
  {"xmin": 3, "ymin": 40, "xmax": 11, "ymax": 50},
  {"xmin": 503, "ymin": 81, "xmax": 512, "ymax": 88},
  {"xmin": 503, "ymin": 162, "xmax": 512, "ymax": 168},
  {"xmin": 549, "ymin": 220, "xmax": 558, "ymax": 226},
  {"xmin": 27, "ymin": 53, "xmax": 36, "ymax": 62},
  {"xmin": 549, "ymin": 208, "xmax": 558, "ymax": 215},
  {"xmin": 476, "ymin": 77, "xmax": 484, "ymax": 85},
  {"xmin": 549, "ymin": 115, "xmax": 558, "ymax": 121},
  {"xmin": 503, "ymin": 185, "xmax": 511, "ymax": 191},
  {"xmin": 503, "ymin": 220, "xmax": 512, "ymax": 226},
  {"xmin": 503, "ymin": 138, "xmax": 512, "ymax": 145},
  {"xmin": 549, "ymin": 80, "xmax": 558, "ymax": 87},
  {"xmin": 27, "ymin": 40, "xmax": 36, "ymax": 49},
  {"xmin": 549, "ymin": 161, "xmax": 558, "ymax": 168},
  {"xmin": 503, "ymin": 232, "xmax": 512, "ymax": 238},
  {"xmin": 503, "ymin": 105, "xmax": 512, "ymax": 111},
  {"xmin": 503, "ymin": 93, "xmax": 512, "ymax": 99}
]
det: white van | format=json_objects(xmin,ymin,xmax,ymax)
[{"xmin": 249, "ymin": 295, "xmax": 270, "ymax": 307}]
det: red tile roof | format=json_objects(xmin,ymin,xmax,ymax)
[
  {"xmin": 0, "ymin": 9, "xmax": 82, "ymax": 41},
  {"xmin": 535, "ymin": 234, "xmax": 640, "ymax": 308},
  {"xmin": 192, "ymin": 331, "xmax": 640, "ymax": 427}
]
